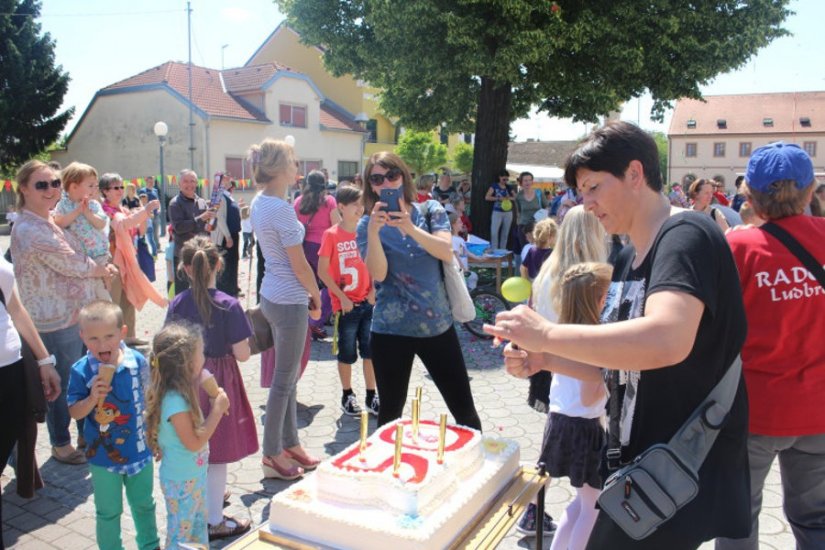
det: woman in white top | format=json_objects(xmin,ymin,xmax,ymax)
[
  {"xmin": 249, "ymin": 138, "xmax": 322, "ymax": 481},
  {"xmin": 0, "ymin": 254, "xmax": 61, "ymax": 544}
]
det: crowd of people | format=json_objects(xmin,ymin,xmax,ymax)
[{"xmin": 0, "ymin": 121, "xmax": 823, "ymax": 550}]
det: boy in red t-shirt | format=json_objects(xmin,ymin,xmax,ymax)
[{"xmin": 318, "ymin": 185, "xmax": 379, "ymax": 416}]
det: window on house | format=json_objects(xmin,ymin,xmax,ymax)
[
  {"xmin": 338, "ymin": 161, "xmax": 359, "ymax": 179},
  {"xmin": 803, "ymin": 141, "xmax": 817, "ymax": 157},
  {"xmin": 440, "ymin": 126, "xmax": 448, "ymax": 145},
  {"xmin": 464, "ymin": 133, "xmax": 473, "ymax": 144},
  {"xmin": 279, "ymin": 104, "xmax": 307, "ymax": 128},
  {"xmin": 297, "ymin": 160, "xmax": 322, "ymax": 178},
  {"xmin": 713, "ymin": 142, "xmax": 726, "ymax": 157},
  {"xmin": 739, "ymin": 142, "xmax": 752, "ymax": 157},
  {"xmin": 685, "ymin": 143, "xmax": 697, "ymax": 157},
  {"xmin": 225, "ymin": 157, "xmax": 246, "ymax": 179},
  {"xmin": 366, "ymin": 119, "xmax": 377, "ymax": 143}
]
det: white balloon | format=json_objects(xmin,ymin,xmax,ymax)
[{"xmin": 284, "ymin": 135, "xmax": 295, "ymax": 147}]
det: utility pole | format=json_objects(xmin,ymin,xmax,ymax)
[{"xmin": 187, "ymin": 1, "xmax": 195, "ymax": 170}]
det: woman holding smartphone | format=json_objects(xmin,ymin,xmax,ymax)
[
  {"xmin": 357, "ymin": 152, "xmax": 481, "ymax": 430},
  {"xmin": 249, "ymin": 138, "xmax": 323, "ymax": 480}
]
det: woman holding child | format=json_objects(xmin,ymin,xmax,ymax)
[
  {"xmin": 11, "ymin": 160, "xmax": 117, "ymax": 464},
  {"xmin": 357, "ymin": 152, "xmax": 481, "ymax": 430}
]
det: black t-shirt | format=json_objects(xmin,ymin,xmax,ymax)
[
  {"xmin": 600, "ymin": 212, "xmax": 750, "ymax": 542},
  {"xmin": 431, "ymin": 184, "xmax": 455, "ymax": 204}
]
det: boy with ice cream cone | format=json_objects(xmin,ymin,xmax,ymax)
[{"xmin": 67, "ymin": 300, "xmax": 159, "ymax": 550}]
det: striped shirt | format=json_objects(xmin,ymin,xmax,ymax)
[{"xmin": 250, "ymin": 193, "xmax": 307, "ymax": 305}]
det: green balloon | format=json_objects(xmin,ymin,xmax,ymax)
[{"xmin": 501, "ymin": 276, "xmax": 532, "ymax": 303}]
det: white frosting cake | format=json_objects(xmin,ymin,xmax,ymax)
[{"xmin": 267, "ymin": 419, "xmax": 520, "ymax": 550}]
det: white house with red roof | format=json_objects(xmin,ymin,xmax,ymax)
[
  {"xmin": 668, "ymin": 91, "xmax": 825, "ymax": 188},
  {"xmin": 52, "ymin": 58, "xmax": 366, "ymax": 185}
]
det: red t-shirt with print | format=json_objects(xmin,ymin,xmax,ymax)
[
  {"xmin": 726, "ymin": 215, "xmax": 825, "ymax": 436},
  {"xmin": 318, "ymin": 225, "xmax": 372, "ymax": 312}
]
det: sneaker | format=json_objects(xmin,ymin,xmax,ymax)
[
  {"xmin": 341, "ymin": 393, "xmax": 361, "ymax": 416},
  {"xmin": 366, "ymin": 394, "xmax": 380, "ymax": 416},
  {"xmin": 515, "ymin": 502, "xmax": 557, "ymax": 536}
]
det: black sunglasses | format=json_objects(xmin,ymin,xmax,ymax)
[
  {"xmin": 34, "ymin": 179, "xmax": 61, "ymax": 191},
  {"xmin": 368, "ymin": 168, "xmax": 403, "ymax": 186},
  {"xmin": 106, "ymin": 186, "xmax": 125, "ymax": 191}
]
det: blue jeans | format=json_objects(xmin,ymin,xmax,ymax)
[
  {"xmin": 40, "ymin": 324, "xmax": 84, "ymax": 447},
  {"xmin": 336, "ymin": 302, "xmax": 373, "ymax": 364}
]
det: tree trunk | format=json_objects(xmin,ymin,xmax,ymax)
[{"xmin": 470, "ymin": 76, "xmax": 512, "ymax": 241}]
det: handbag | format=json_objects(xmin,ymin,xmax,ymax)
[
  {"xmin": 245, "ymin": 304, "xmax": 273, "ymax": 355},
  {"xmin": 598, "ymin": 356, "xmax": 741, "ymax": 540},
  {"xmin": 0, "ymin": 287, "xmax": 47, "ymax": 423},
  {"xmin": 419, "ymin": 201, "xmax": 476, "ymax": 323}
]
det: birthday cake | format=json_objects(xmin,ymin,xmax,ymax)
[{"xmin": 267, "ymin": 419, "xmax": 520, "ymax": 550}]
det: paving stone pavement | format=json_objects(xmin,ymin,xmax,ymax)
[{"xmin": 0, "ymin": 234, "xmax": 794, "ymax": 549}]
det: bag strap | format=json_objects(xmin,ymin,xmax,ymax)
[
  {"xmin": 667, "ymin": 355, "xmax": 742, "ymax": 473},
  {"xmin": 760, "ymin": 222, "xmax": 825, "ymax": 291}
]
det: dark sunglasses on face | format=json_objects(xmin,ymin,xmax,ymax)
[
  {"xmin": 368, "ymin": 168, "xmax": 403, "ymax": 186},
  {"xmin": 107, "ymin": 186, "xmax": 124, "ymax": 191},
  {"xmin": 33, "ymin": 179, "xmax": 61, "ymax": 191}
]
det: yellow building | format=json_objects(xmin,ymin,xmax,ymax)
[{"xmin": 248, "ymin": 23, "xmax": 471, "ymax": 169}]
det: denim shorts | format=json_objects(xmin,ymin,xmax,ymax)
[{"xmin": 337, "ymin": 302, "xmax": 373, "ymax": 364}]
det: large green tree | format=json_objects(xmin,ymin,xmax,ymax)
[
  {"xmin": 277, "ymin": 0, "xmax": 789, "ymax": 237},
  {"xmin": 395, "ymin": 130, "xmax": 448, "ymax": 176},
  {"xmin": 0, "ymin": 0, "xmax": 72, "ymax": 172}
]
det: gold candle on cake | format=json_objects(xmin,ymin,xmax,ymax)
[
  {"xmin": 415, "ymin": 386, "xmax": 422, "ymax": 404},
  {"xmin": 359, "ymin": 411, "xmax": 369, "ymax": 462},
  {"xmin": 411, "ymin": 398, "xmax": 420, "ymax": 440},
  {"xmin": 393, "ymin": 424, "xmax": 403, "ymax": 477},
  {"xmin": 97, "ymin": 364, "xmax": 116, "ymax": 408},
  {"xmin": 437, "ymin": 413, "xmax": 447, "ymax": 464}
]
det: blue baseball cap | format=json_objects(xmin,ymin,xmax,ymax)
[{"xmin": 745, "ymin": 142, "xmax": 814, "ymax": 193}]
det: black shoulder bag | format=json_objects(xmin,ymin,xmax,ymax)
[{"xmin": 760, "ymin": 222, "xmax": 825, "ymax": 289}]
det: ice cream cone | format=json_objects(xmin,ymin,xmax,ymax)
[
  {"xmin": 200, "ymin": 371, "xmax": 220, "ymax": 398},
  {"xmin": 97, "ymin": 364, "xmax": 116, "ymax": 408}
]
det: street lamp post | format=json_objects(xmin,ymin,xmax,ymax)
[{"xmin": 153, "ymin": 121, "xmax": 168, "ymax": 236}]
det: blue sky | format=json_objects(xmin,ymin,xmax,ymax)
[{"xmin": 41, "ymin": 0, "xmax": 824, "ymax": 141}]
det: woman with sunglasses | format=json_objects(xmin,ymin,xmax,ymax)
[
  {"xmin": 99, "ymin": 173, "xmax": 166, "ymax": 347},
  {"xmin": 10, "ymin": 160, "xmax": 118, "ymax": 465},
  {"xmin": 357, "ymin": 152, "xmax": 481, "ymax": 430}
]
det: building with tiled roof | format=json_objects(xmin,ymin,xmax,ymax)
[
  {"xmin": 668, "ymin": 91, "xmax": 825, "ymax": 187},
  {"xmin": 52, "ymin": 55, "xmax": 367, "ymax": 184}
]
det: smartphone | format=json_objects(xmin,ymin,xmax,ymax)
[{"xmin": 379, "ymin": 188, "xmax": 401, "ymax": 212}]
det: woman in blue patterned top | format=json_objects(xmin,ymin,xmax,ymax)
[{"xmin": 356, "ymin": 152, "xmax": 481, "ymax": 430}]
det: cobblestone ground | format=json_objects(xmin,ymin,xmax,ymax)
[{"xmin": 0, "ymin": 234, "xmax": 793, "ymax": 549}]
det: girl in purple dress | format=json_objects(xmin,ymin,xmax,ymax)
[{"xmin": 165, "ymin": 235, "xmax": 257, "ymax": 540}]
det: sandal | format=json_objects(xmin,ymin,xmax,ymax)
[
  {"xmin": 284, "ymin": 448, "xmax": 321, "ymax": 471},
  {"xmin": 262, "ymin": 455, "xmax": 304, "ymax": 480},
  {"xmin": 208, "ymin": 515, "xmax": 251, "ymax": 541},
  {"xmin": 51, "ymin": 446, "xmax": 87, "ymax": 465}
]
